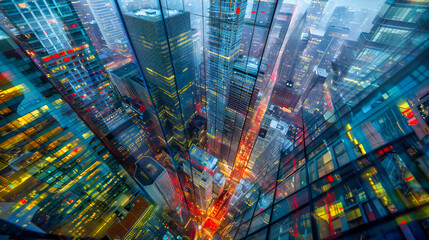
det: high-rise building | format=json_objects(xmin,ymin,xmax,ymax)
[
  {"xmin": 247, "ymin": 114, "xmax": 288, "ymax": 177},
  {"xmin": 121, "ymin": 8, "xmax": 196, "ymax": 157},
  {"xmin": 330, "ymin": 0, "xmax": 429, "ymax": 106},
  {"xmin": 85, "ymin": 0, "xmax": 128, "ymax": 52},
  {"xmin": 72, "ymin": 0, "xmax": 108, "ymax": 52},
  {"xmin": 217, "ymin": 42, "xmax": 429, "ymax": 240},
  {"xmin": 0, "ymin": 2, "xmax": 190, "ymax": 237},
  {"xmin": 206, "ymin": 0, "xmax": 247, "ymax": 162},
  {"xmin": 0, "ymin": 0, "xmax": 177, "ymax": 179},
  {"xmin": 272, "ymin": 7, "xmax": 306, "ymax": 110},
  {"xmin": 212, "ymin": 172, "xmax": 226, "ymax": 199},
  {"xmin": 0, "ymin": 29, "xmax": 139, "ymax": 238},
  {"xmin": 222, "ymin": 56, "xmax": 260, "ymax": 167},
  {"xmin": 0, "ymin": 0, "xmax": 118, "ymax": 137},
  {"xmin": 186, "ymin": 145, "xmax": 218, "ymax": 212},
  {"xmin": 1, "ymin": 0, "xmax": 429, "ymax": 239},
  {"xmin": 305, "ymin": 0, "xmax": 329, "ymax": 32},
  {"xmin": 134, "ymin": 156, "xmax": 177, "ymax": 210}
]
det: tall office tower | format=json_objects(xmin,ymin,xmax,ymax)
[
  {"xmin": 121, "ymin": 9, "xmax": 196, "ymax": 156},
  {"xmin": 0, "ymin": 29, "xmax": 140, "ymax": 238},
  {"xmin": 188, "ymin": 114, "xmax": 207, "ymax": 149},
  {"xmin": 206, "ymin": 0, "xmax": 247, "ymax": 161},
  {"xmin": 330, "ymin": 0, "xmax": 429, "ymax": 106},
  {"xmin": 71, "ymin": 0, "xmax": 107, "ymax": 52},
  {"xmin": 302, "ymin": 68, "xmax": 329, "ymax": 117},
  {"xmin": 212, "ymin": 172, "xmax": 226, "ymax": 199},
  {"xmin": 305, "ymin": 0, "xmax": 329, "ymax": 32},
  {"xmin": 85, "ymin": 0, "xmax": 127, "ymax": 52},
  {"xmin": 134, "ymin": 156, "xmax": 177, "ymax": 210},
  {"xmin": 0, "ymin": 0, "xmax": 118, "ymax": 137},
  {"xmin": 265, "ymin": 4, "xmax": 295, "ymax": 59},
  {"xmin": 186, "ymin": 145, "xmax": 218, "ymax": 212},
  {"xmin": 222, "ymin": 56, "xmax": 259, "ymax": 167},
  {"xmin": 240, "ymin": 0, "xmax": 276, "ymax": 58},
  {"xmin": 247, "ymin": 114, "xmax": 288, "ymax": 177},
  {"xmin": 272, "ymin": 7, "xmax": 305, "ymax": 110},
  {"xmin": 0, "ymin": 1, "xmax": 190, "ymax": 227},
  {"xmin": 0, "ymin": 0, "xmax": 174, "ymax": 179},
  {"xmin": 326, "ymin": 6, "xmax": 354, "ymax": 29},
  {"xmin": 110, "ymin": 62, "xmax": 163, "ymax": 150},
  {"xmin": 314, "ymin": 25, "xmax": 350, "ymax": 70}
]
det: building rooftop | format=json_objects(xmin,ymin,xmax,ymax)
[
  {"xmin": 111, "ymin": 62, "xmax": 139, "ymax": 78},
  {"xmin": 189, "ymin": 144, "xmax": 218, "ymax": 170}
]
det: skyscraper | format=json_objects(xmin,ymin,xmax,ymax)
[
  {"xmin": 222, "ymin": 56, "xmax": 260, "ymax": 167},
  {"xmin": 206, "ymin": 0, "xmax": 247, "ymax": 163},
  {"xmin": 0, "ymin": 0, "xmax": 117, "ymax": 136},
  {"xmin": 121, "ymin": 8, "xmax": 196, "ymax": 157},
  {"xmin": 134, "ymin": 156, "xmax": 177, "ymax": 210},
  {"xmin": 186, "ymin": 145, "xmax": 218, "ymax": 212},
  {"xmin": 247, "ymin": 114, "xmax": 288, "ymax": 177},
  {"xmin": 1, "ymin": 0, "xmax": 429, "ymax": 239},
  {"xmin": 71, "ymin": 0, "xmax": 108, "ymax": 52},
  {"xmin": 330, "ymin": 0, "xmax": 429, "ymax": 106},
  {"xmin": 85, "ymin": 0, "xmax": 128, "ymax": 52},
  {"xmin": 0, "ymin": 29, "xmax": 139, "ymax": 238},
  {"xmin": 0, "ymin": 0, "xmax": 174, "ymax": 178}
]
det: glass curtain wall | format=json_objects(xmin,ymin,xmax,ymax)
[
  {"xmin": 217, "ymin": 0, "xmax": 429, "ymax": 239},
  {"xmin": 115, "ymin": 0, "xmax": 285, "ymax": 223},
  {"xmin": 0, "ymin": 0, "xmax": 192, "ymax": 237},
  {"xmin": 0, "ymin": 28, "xmax": 140, "ymax": 238},
  {"xmin": 219, "ymin": 46, "xmax": 429, "ymax": 240}
]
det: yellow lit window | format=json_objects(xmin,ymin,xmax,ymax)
[{"xmin": 82, "ymin": 130, "xmax": 93, "ymax": 139}]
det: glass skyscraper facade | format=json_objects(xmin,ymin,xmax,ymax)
[
  {"xmin": 0, "ymin": 29, "xmax": 139, "ymax": 238},
  {"xmin": 0, "ymin": 0, "xmax": 428, "ymax": 239}
]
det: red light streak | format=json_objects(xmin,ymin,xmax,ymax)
[
  {"xmin": 405, "ymin": 112, "xmax": 414, "ymax": 118},
  {"xmin": 408, "ymin": 118, "xmax": 418, "ymax": 125},
  {"xmin": 401, "ymin": 108, "xmax": 411, "ymax": 114},
  {"xmin": 43, "ymin": 56, "xmax": 52, "ymax": 62}
]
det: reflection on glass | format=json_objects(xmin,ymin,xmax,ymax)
[
  {"xmin": 313, "ymin": 179, "xmax": 366, "ymax": 239},
  {"xmin": 269, "ymin": 207, "xmax": 313, "ymax": 240}
]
